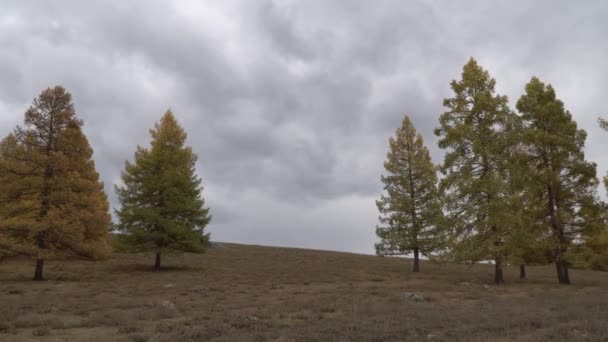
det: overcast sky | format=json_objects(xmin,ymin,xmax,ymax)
[{"xmin": 1, "ymin": 1, "xmax": 608, "ymax": 254}]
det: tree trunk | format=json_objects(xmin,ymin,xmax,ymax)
[
  {"xmin": 555, "ymin": 261, "xmax": 563, "ymax": 283},
  {"xmin": 494, "ymin": 257, "xmax": 504, "ymax": 284},
  {"xmin": 413, "ymin": 248, "xmax": 420, "ymax": 272},
  {"xmin": 562, "ymin": 263, "xmax": 570, "ymax": 284},
  {"xmin": 155, "ymin": 252, "xmax": 161, "ymax": 271},
  {"xmin": 520, "ymin": 264, "xmax": 526, "ymax": 279},
  {"xmin": 555, "ymin": 260, "xmax": 571, "ymax": 284},
  {"xmin": 33, "ymin": 258, "xmax": 44, "ymax": 281},
  {"xmin": 557, "ymin": 261, "xmax": 570, "ymax": 285}
]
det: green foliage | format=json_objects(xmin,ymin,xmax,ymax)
[
  {"xmin": 599, "ymin": 118, "xmax": 608, "ymax": 193},
  {"xmin": 376, "ymin": 115, "xmax": 444, "ymax": 266},
  {"xmin": 115, "ymin": 110, "xmax": 211, "ymax": 260},
  {"xmin": 434, "ymin": 58, "xmax": 516, "ymax": 279},
  {"xmin": 598, "ymin": 118, "xmax": 608, "ymax": 131},
  {"xmin": 595, "ymin": 118, "xmax": 608, "ymax": 270},
  {"xmin": 581, "ymin": 226, "xmax": 608, "ymax": 271},
  {"xmin": 517, "ymin": 77, "xmax": 602, "ymax": 283},
  {"xmin": 501, "ymin": 112, "xmax": 552, "ymax": 267},
  {"xmin": 0, "ymin": 86, "xmax": 111, "ymax": 267}
]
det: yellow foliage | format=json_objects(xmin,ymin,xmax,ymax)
[{"xmin": 0, "ymin": 86, "xmax": 110, "ymax": 275}]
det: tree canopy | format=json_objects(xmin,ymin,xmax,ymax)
[
  {"xmin": 516, "ymin": 77, "xmax": 602, "ymax": 284},
  {"xmin": 434, "ymin": 58, "xmax": 518, "ymax": 283},
  {"xmin": 376, "ymin": 115, "xmax": 444, "ymax": 272},
  {"xmin": 115, "ymin": 110, "xmax": 211, "ymax": 270},
  {"xmin": 0, "ymin": 86, "xmax": 111, "ymax": 280}
]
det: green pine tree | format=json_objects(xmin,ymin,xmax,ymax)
[
  {"xmin": 376, "ymin": 115, "xmax": 444, "ymax": 272},
  {"xmin": 501, "ymin": 112, "xmax": 551, "ymax": 279},
  {"xmin": 599, "ymin": 117, "xmax": 608, "ymax": 192},
  {"xmin": 116, "ymin": 110, "xmax": 211, "ymax": 270},
  {"xmin": 0, "ymin": 86, "xmax": 111, "ymax": 280},
  {"xmin": 435, "ymin": 58, "xmax": 517, "ymax": 284},
  {"xmin": 517, "ymin": 77, "xmax": 601, "ymax": 284},
  {"xmin": 578, "ymin": 118, "xmax": 608, "ymax": 272}
]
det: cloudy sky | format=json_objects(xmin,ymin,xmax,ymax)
[{"xmin": 1, "ymin": 1, "xmax": 607, "ymax": 254}]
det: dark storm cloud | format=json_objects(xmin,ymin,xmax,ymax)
[{"xmin": 1, "ymin": 0, "xmax": 608, "ymax": 254}]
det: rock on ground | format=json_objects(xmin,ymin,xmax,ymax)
[{"xmin": 404, "ymin": 292, "xmax": 425, "ymax": 303}]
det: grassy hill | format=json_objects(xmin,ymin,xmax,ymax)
[{"xmin": 1, "ymin": 243, "xmax": 607, "ymax": 341}]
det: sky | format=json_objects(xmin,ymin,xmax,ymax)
[{"xmin": 1, "ymin": 1, "xmax": 608, "ymax": 255}]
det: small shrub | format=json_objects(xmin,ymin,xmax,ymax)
[
  {"xmin": 320, "ymin": 306, "xmax": 336, "ymax": 313},
  {"xmin": 118, "ymin": 324, "xmax": 142, "ymax": 334},
  {"xmin": 0, "ymin": 322, "xmax": 14, "ymax": 334},
  {"xmin": 130, "ymin": 335, "xmax": 149, "ymax": 342},
  {"xmin": 32, "ymin": 326, "xmax": 51, "ymax": 337},
  {"xmin": 155, "ymin": 322, "xmax": 174, "ymax": 334}
]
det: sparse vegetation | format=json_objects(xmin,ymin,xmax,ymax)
[{"xmin": 1, "ymin": 243, "xmax": 607, "ymax": 341}]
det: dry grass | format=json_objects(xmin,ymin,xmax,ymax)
[{"xmin": 0, "ymin": 243, "xmax": 607, "ymax": 341}]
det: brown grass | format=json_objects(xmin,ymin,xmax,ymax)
[{"xmin": 1, "ymin": 243, "xmax": 607, "ymax": 341}]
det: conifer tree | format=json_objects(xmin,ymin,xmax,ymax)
[
  {"xmin": 435, "ymin": 58, "xmax": 516, "ymax": 284},
  {"xmin": 580, "ymin": 118, "xmax": 608, "ymax": 272},
  {"xmin": 517, "ymin": 77, "xmax": 601, "ymax": 284},
  {"xmin": 0, "ymin": 86, "xmax": 111, "ymax": 280},
  {"xmin": 599, "ymin": 117, "xmax": 608, "ymax": 193},
  {"xmin": 376, "ymin": 115, "xmax": 444, "ymax": 272},
  {"xmin": 501, "ymin": 113, "xmax": 551, "ymax": 280},
  {"xmin": 116, "ymin": 110, "xmax": 211, "ymax": 270},
  {"xmin": 500, "ymin": 114, "xmax": 530, "ymax": 279}
]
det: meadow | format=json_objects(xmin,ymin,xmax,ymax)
[{"xmin": 1, "ymin": 243, "xmax": 607, "ymax": 341}]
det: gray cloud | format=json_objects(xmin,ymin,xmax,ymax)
[{"xmin": 1, "ymin": 0, "xmax": 608, "ymax": 254}]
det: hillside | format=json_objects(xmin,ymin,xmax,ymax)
[{"xmin": 1, "ymin": 243, "xmax": 607, "ymax": 341}]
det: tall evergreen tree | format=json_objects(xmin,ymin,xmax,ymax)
[
  {"xmin": 517, "ymin": 77, "xmax": 601, "ymax": 284},
  {"xmin": 376, "ymin": 115, "xmax": 444, "ymax": 272},
  {"xmin": 500, "ymin": 114, "xmax": 532, "ymax": 279},
  {"xmin": 0, "ymin": 86, "xmax": 111, "ymax": 280},
  {"xmin": 598, "ymin": 116, "xmax": 608, "ymax": 250},
  {"xmin": 599, "ymin": 117, "xmax": 608, "ymax": 191},
  {"xmin": 583, "ymin": 201, "xmax": 608, "ymax": 271},
  {"xmin": 116, "ymin": 110, "xmax": 211, "ymax": 270},
  {"xmin": 501, "ymin": 113, "xmax": 552, "ymax": 279},
  {"xmin": 435, "ymin": 58, "xmax": 516, "ymax": 284}
]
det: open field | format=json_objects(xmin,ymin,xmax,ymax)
[{"xmin": 1, "ymin": 243, "xmax": 607, "ymax": 342}]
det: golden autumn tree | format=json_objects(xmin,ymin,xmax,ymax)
[
  {"xmin": 0, "ymin": 86, "xmax": 111, "ymax": 280},
  {"xmin": 115, "ymin": 110, "xmax": 211, "ymax": 270}
]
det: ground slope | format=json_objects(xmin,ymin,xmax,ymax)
[{"xmin": 1, "ymin": 243, "xmax": 607, "ymax": 341}]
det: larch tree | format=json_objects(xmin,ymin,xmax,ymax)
[
  {"xmin": 517, "ymin": 77, "xmax": 601, "ymax": 284},
  {"xmin": 376, "ymin": 115, "xmax": 444, "ymax": 272},
  {"xmin": 580, "ymin": 117, "xmax": 608, "ymax": 272},
  {"xmin": 583, "ymin": 201, "xmax": 608, "ymax": 271},
  {"xmin": 499, "ymin": 113, "xmax": 531, "ymax": 279},
  {"xmin": 599, "ymin": 117, "xmax": 608, "ymax": 192},
  {"xmin": 116, "ymin": 110, "xmax": 211, "ymax": 271},
  {"xmin": 501, "ymin": 113, "xmax": 551, "ymax": 280},
  {"xmin": 435, "ymin": 58, "xmax": 517, "ymax": 284},
  {"xmin": 0, "ymin": 86, "xmax": 111, "ymax": 280}
]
